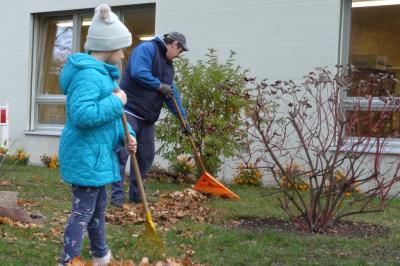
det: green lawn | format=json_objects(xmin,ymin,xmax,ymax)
[{"xmin": 1, "ymin": 165, "xmax": 400, "ymax": 265}]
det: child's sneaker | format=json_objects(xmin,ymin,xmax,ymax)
[{"xmin": 93, "ymin": 250, "xmax": 112, "ymax": 266}]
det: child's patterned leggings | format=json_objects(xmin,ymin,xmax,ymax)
[{"xmin": 60, "ymin": 185, "xmax": 109, "ymax": 264}]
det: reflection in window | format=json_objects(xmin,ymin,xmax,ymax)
[
  {"xmin": 38, "ymin": 104, "xmax": 66, "ymax": 125},
  {"xmin": 122, "ymin": 5, "xmax": 155, "ymax": 69},
  {"xmin": 79, "ymin": 17, "xmax": 92, "ymax": 52},
  {"xmin": 41, "ymin": 18, "xmax": 73, "ymax": 95},
  {"xmin": 346, "ymin": 110, "xmax": 400, "ymax": 138},
  {"xmin": 348, "ymin": 1, "xmax": 400, "ymax": 138},
  {"xmin": 349, "ymin": 68, "xmax": 397, "ymax": 97}
]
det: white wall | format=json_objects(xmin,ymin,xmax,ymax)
[
  {"xmin": 0, "ymin": 0, "xmax": 342, "ymax": 172},
  {"xmin": 157, "ymin": 0, "xmax": 341, "ymax": 80}
]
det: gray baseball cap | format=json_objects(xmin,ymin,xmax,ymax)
[{"xmin": 165, "ymin": 31, "xmax": 189, "ymax": 51}]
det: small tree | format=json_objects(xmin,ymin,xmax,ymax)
[
  {"xmin": 157, "ymin": 49, "xmax": 250, "ymax": 175},
  {"xmin": 240, "ymin": 66, "xmax": 400, "ymax": 232}
]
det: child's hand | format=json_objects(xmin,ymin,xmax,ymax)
[
  {"xmin": 113, "ymin": 89, "xmax": 127, "ymax": 105},
  {"xmin": 126, "ymin": 134, "xmax": 137, "ymax": 153}
]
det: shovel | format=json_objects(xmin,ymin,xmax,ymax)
[
  {"xmin": 171, "ymin": 97, "xmax": 240, "ymax": 200},
  {"xmin": 121, "ymin": 113, "xmax": 165, "ymax": 254}
]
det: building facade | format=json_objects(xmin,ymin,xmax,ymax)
[{"xmin": 0, "ymin": 0, "xmax": 399, "ymax": 178}]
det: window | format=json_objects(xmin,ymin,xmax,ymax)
[
  {"xmin": 341, "ymin": 0, "xmax": 400, "ymax": 141},
  {"xmin": 31, "ymin": 4, "xmax": 155, "ymax": 132}
]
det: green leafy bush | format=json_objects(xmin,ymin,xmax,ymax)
[
  {"xmin": 157, "ymin": 49, "xmax": 251, "ymax": 175},
  {"xmin": 170, "ymin": 154, "xmax": 195, "ymax": 176}
]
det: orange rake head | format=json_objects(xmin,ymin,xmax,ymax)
[{"xmin": 193, "ymin": 171, "xmax": 240, "ymax": 200}]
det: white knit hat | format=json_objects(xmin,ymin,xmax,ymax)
[{"xmin": 84, "ymin": 4, "xmax": 132, "ymax": 51}]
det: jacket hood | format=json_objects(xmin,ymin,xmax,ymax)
[
  {"xmin": 152, "ymin": 36, "xmax": 165, "ymax": 46},
  {"xmin": 152, "ymin": 36, "xmax": 171, "ymax": 64},
  {"xmin": 59, "ymin": 53, "xmax": 120, "ymax": 94}
]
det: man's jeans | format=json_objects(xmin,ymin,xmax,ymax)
[
  {"xmin": 60, "ymin": 185, "xmax": 109, "ymax": 264},
  {"xmin": 111, "ymin": 113, "xmax": 155, "ymax": 204}
]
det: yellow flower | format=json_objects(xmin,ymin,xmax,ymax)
[
  {"xmin": 335, "ymin": 170, "xmax": 345, "ymax": 183},
  {"xmin": 233, "ymin": 166, "xmax": 262, "ymax": 186},
  {"xmin": 49, "ymin": 154, "xmax": 59, "ymax": 169}
]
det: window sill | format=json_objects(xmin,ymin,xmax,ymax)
[
  {"xmin": 24, "ymin": 130, "xmax": 61, "ymax": 137},
  {"xmin": 329, "ymin": 139, "xmax": 400, "ymax": 155}
]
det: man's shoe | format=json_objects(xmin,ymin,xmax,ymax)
[
  {"xmin": 129, "ymin": 199, "xmax": 141, "ymax": 204},
  {"xmin": 129, "ymin": 192, "xmax": 159, "ymax": 204}
]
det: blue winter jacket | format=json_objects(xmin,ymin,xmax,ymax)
[{"xmin": 58, "ymin": 53, "xmax": 135, "ymax": 187}]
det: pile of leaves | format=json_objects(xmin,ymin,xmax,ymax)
[{"xmin": 106, "ymin": 189, "xmax": 219, "ymax": 228}]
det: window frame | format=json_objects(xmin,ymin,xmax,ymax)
[
  {"xmin": 30, "ymin": 11, "xmax": 87, "ymax": 133},
  {"xmin": 339, "ymin": 0, "xmax": 400, "ymax": 154},
  {"xmin": 28, "ymin": 4, "xmax": 155, "ymax": 135}
]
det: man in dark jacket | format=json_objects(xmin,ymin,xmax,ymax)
[{"xmin": 111, "ymin": 32, "xmax": 191, "ymax": 206}]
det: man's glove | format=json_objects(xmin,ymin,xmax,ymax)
[
  {"xmin": 181, "ymin": 123, "xmax": 192, "ymax": 136},
  {"xmin": 159, "ymin": 83, "xmax": 173, "ymax": 99}
]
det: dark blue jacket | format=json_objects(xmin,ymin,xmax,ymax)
[{"xmin": 120, "ymin": 36, "xmax": 187, "ymax": 123}]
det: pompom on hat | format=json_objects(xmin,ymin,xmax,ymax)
[{"xmin": 84, "ymin": 4, "xmax": 132, "ymax": 51}]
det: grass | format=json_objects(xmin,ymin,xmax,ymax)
[{"xmin": 1, "ymin": 165, "xmax": 400, "ymax": 265}]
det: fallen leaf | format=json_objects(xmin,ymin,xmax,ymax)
[
  {"xmin": 17, "ymin": 199, "xmax": 37, "ymax": 207},
  {"xmin": 51, "ymin": 227, "xmax": 62, "ymax": 237},
  {"xmin": 67, "ymin": 256, "xmax": 86, "ymax": 266},
  {"xmin": 139, "ymin": 257, "xmax": 149, "ymax": 266},
  {"xmin": 0, "ymin": 180, "xmax": 11, "ymax": 186},
  {"xmin": 182, "ymin": 256, "xmax": 192, "ymax": 266}
]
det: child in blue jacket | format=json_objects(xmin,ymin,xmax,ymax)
[{"xmin": 57, "ymin": 4, "xmax": 136, "ymax": 265}]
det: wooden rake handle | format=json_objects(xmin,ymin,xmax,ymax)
[
  {"xmin": 170, "ymin": 97, "xmax": 207, "ymax": 173},
  {"xmin": 121, "ymin": 113, "xmax": 150, "ymax": 213}
]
